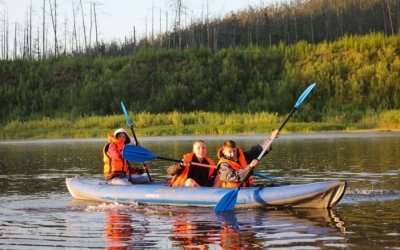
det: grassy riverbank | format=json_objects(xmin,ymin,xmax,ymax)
[{"xmin": 1, "ymin": 110, "xmax": 399, "ymax": 140}]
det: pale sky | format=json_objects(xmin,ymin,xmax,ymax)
[{"xmin": 2, "ymin": 0, "xmax": 281, "ymax": 55}]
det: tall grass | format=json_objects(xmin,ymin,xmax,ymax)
[{"xmin": 1, "ymin": 110, "xmax": 399, "ymax": 139}]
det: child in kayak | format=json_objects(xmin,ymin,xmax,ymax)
[
  {"xmin": 216, "ymin": 129, "xmax": 280, "ymax": 188},
  {"xmin": 103, "ymin": 128, "xmax": 149, "ymax": 185}
]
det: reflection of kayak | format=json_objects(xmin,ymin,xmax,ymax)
[{"xmin": 65, "ymin": 176, "xmax": 346, "ymax": 209}]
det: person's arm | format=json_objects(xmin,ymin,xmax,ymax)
[
  {"xmin": 244, "ymin": 129, "xmax": 280, "ymax": 162},
  {"xmin": 167, "ymin": 163, "xmax": 185, "ymax": 176},
  {"xmin": 217, "ymin": 162, "xmax": 253, "ymax": 183},
  {"xmin": 106, "ymin": 143, "xmax": 122, "ymax": 159},
  {"xmin": 260, "ymin": 129, "xmax": 280, "ymax": 151}
]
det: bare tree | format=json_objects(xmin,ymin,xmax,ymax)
[
  {"xmin": 36, "ymin": 18, "xmax": 40, "ymax": 59},
  {"xmin": 48, "ymin": 0, "xmax": 58, "ymax": 56},
  {"xmin": 159, "ymin": 8, "xmax": 162, "ymax": 49},
  {"xmin": 63, "ymin": 14, "xmax": 68, "ymax": 55},
  {"xmin": 30, "ymin": 1, "xmax": 33, "ymax": 59},
  {"xmin": 71, "ymin": 0, "xmax": 76, "ymax": 52},
  {"xmin": 385, "ymin": 0, "xmax": 394, "ymax": 35},
  {"xmin": 169, "ymin": 0, "xmax": 187, "ymax": 49},
  {"xmin": 151, "ymin": 0, "xmax": 155, "ymax": 45},
  {"xmin": 80, "ymin": 0, "xmax": 88, "ymax": 53},
  {"xmin": 43, "ymin": 0, "xmax": 46, "ymax": 59},
  {"xmin": 93, "ymin": 2, "xmax": 98, "ymax": 55},
  {"xmin": 14, "ymin": 23, "xmax": 17, "ymax": 59},
  {"xmin": 89, "ymin": 1, "xmax": 92, "ymax": 51},
  {"xmin": 132, "ymin": 25, "xmax": 136, "ymax": 52},
  {"xmin": 166, "ymin": 11, "xmax": 169, "ymax": 49},
  {"xmin": 3, "ymin": 6, "xmax": 9, "ymax": 59}
]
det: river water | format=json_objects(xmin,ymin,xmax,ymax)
[{"xmin": 0, "ymin": 132, "xmax": 399, "ymax": 249}]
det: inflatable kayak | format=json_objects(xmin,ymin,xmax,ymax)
[{"xmin": 65, "ymin": 176, "xmax": 346, "ymax": 209}]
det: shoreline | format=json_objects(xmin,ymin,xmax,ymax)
[{"xmin": 1, "ymin": 127, "xmax": 398, "ymax": 141}]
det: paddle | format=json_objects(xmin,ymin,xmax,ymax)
[
  {"xmin": 121, "ymin": 101, "xmax": 152, "ymax": 182},
  {"xmin": 122, "ymin": 145, "xmax": 284, "ymax": 181},
  {"xmin": 214, "ymin": 82, "xmax": 317, "ymax": 212}
]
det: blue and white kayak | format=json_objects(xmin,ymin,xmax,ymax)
[{"xmin": 65, "ymin": 176, "xmax": 346, "ymax": 209}]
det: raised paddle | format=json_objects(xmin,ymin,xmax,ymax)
[
  {"xmin": 122, "ymin": 144, "xmax": 284, "ymax": 181},
  {"xmin": 121, "ymin": 101, "xmax": 152, "ymax": 182},
  {"xmin": 214, "ymin": 82, "xmax": 317, "ymax": 212}
]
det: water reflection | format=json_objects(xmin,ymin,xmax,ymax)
[
  {"xmin": 105, "ymin": 211, "xmax": 134, "ymax": 248},
  {"xmin": 164, "ymin": 207, "xmax": 347, "ymax": 249}
]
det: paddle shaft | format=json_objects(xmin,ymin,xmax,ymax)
[
  {"xmin": 233, "ymin": 87, "xmax": 313, "ymax": 188},
  {"xmin": 121, "ymin": 101, "xmax": 152, "ymax": 182},
  {"xmin": 128, "ymin": 125, "xmax": 152, "ymax": 182},
  {"xmin": 214, "ymin": 83, "xmax": 316, "ymax": 212},
  {"xmin": 237, "ymin": 107, "xmax": 297, "ymax": 187}
]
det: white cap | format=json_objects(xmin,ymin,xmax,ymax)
[{"xmin": 113, "ymin": 128, "xmax": 131, "ymax": 144}]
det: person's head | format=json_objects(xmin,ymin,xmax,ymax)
[
  {"xmin": 192, "ymin": 140, "xmax": 207, "ymax": 160},
  {"xmin": 221, "ymin": 140, "xmax": 237, "ymax": 160},
  {"xmin": 113, "ymin": 128, "xmax": 131, "ymax": 144}
]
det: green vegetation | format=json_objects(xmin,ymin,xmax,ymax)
[
  {"xmin": 1, "ymin": 110, "xmax": 399, "ymax": 139},
  {"xmin": 1, "ymin": 33, "xmax": 399, "ymax": 139}
]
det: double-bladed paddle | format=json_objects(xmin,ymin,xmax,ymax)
[
  {"xmin": 121, "ymin": 101, "xmax": 152, "ymax": 182},
  {"xmin": 214, "ymin": 82, "xmax": 317, "ymax": 212},
  {"xmin": 122, "ymin": 145, "xmax": 284, "ymax": 181}
]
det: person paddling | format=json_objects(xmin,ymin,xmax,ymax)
[
  {"xmin": 167, "ymin": 140, "xmax": 217, "ymax": 187},
  {"xmin": 103, "ymin": 128, "xmax": 149, "ymax": 185},
  {"xmin": 216, "ymin": 129, "xmax": 280, "ymax": 188}
]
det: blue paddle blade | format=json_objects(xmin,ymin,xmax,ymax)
[
  {"xmin": 214, "ymin": 188, "xmax": 239, "ymax": 212},
  {"xmin": 121, "ymin": 101, "xmax": 133, "ymax": 128},
  {"xmin": 294, "ymin": 83, "xmax": 316, "ymax": 109},
  {"xmin": 122, "ymin": 145, "xmax": 158, "ymax": 162}
]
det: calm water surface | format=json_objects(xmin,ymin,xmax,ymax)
[{"xmin": 1, "ymin": 132, "xmax": 400, "ymax": 249}]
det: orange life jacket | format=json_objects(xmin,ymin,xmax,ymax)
[
  {"xmin": 103, "ymin": 133, "xmax": 129, "ymax": 180},
  {"xmin": 171, "ymin": 153, "xmax": 215, "ymax": 186},
  {"xmin": 217, "ymin": 146, "xmax": 254, "ymax": 188}
]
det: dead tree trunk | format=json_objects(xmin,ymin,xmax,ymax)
[
  {"xmin": 43, "ymin": 0, "xmax": 46, "ymax": 59},
  {"xmin": 94, "ymin": 2, "xmax": 98, "ymax": 56},
  {"xmin": 72, "ymin": 0, "xmax": 78, "ymax": 53},
  {"xmin": 49, "ymin": 0, "xmax": 58, "ymax": 56},
  {"xmin": 385, "ymin": 0, "xmax": 394, "ymax": 35},
  {"xmin": 30, "ymin": 2, "xmax": 33, "ymax": 59},
  {"xmin": 80, "ymin": 0, "xmax": 88, "ymax": 53}
]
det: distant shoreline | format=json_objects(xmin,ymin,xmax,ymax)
[{"xmin": 1, "ymin": 125, "xmax": 398, "ymax": 141}]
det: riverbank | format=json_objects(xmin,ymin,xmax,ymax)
[
  {"xmin": 1, "ymin": 122, "xmax": 397, "ymax": 140},
  {"xmin": 2, "ymin": 110, "xmax": 399, "ymax": 140}
]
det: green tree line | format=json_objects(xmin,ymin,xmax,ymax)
[{"xmin": 0, "ymin": 32, "xmax": 399, "ymax": 127}]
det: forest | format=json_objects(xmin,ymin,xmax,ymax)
[{"xmin": 0, "ymin": 0, "xmax": 399, "ymax": 133}]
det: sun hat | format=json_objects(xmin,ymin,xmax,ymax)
[{"xmin": 113, "ymin": 128, "xmax": 131, "ymax": 144}]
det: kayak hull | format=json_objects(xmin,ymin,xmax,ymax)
[{"xmin": 66, "ymin": 176, "xmax": 346, "ymax": 209}]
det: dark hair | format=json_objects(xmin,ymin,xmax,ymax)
[{"xmin": 223, "ymin": 140, "xmax": 236, "ymax": 148}]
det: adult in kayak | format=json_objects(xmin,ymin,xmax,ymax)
[
  {"xmin": 216, "ymin": 129, "xmax": 280, "ymax": 188},
  {"xmin": 103, "ymin": 128, "xmax": 150, "ymax": 185},
  {"xmin": 167, "ymin": 140, "xmax": 217, "ymax": 187}
]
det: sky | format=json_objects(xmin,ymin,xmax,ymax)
[{"xmin": 4, "ymin": 0, "xmax": 282, "ymax": 42}]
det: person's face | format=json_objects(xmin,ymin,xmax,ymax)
[
  {"xmin": 117, "ymin": 133, "xmax": 127, "ymax": 143},
  {"xmin": 222, "ymin": 146, "xmax": 237, "ymax": 159},
  {"xmin": 193, "ymin": 142, "xmax": 207, "ymax": 160}
]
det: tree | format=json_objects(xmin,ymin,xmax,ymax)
[
  {"xmin": 48, "ymin": 0, "xmax": 58, "ymax": 56},
  {"xmin": 80, "ymin": 0, "xmax": 88, "ymax": 53}
]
